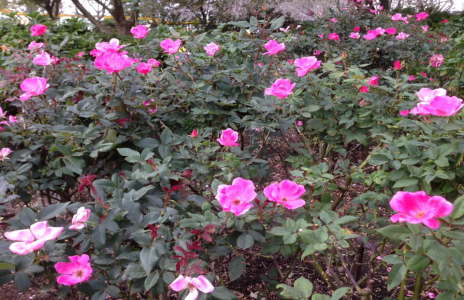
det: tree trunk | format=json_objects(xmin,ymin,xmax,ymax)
[
  {"xmin": 70, "ymin": 0, "xmax": 112, "ymax": 33},
  {"xmin": 379, "ymin": 0, "xmax": 390, "ymax": 10},
  {"xmin": 110, "ymin": 0, "xmax": 134, "ymax": 35}
]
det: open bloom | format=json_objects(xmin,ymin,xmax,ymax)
[
  {"xmin": 69, "ymin": 207, "xmax": 91, "ymax": 230},
  {"xmin": 385, "ymin": 27, "xmax": 397, "ymax": 35},
  {"xmin": 396, "ymin": 32, "xmax": 410, "ymax": 40},
  {"xmin": 32, "ymin": 51, "xmax": 52, "ymax": 66},
  {"xmin": 130, "ymin": 25, "xmax": 149, "ymax": 39},
  {"xmin": 19, "ymin": 77, "xmax": 49, "ymax": 101},
  {"xmin": 327, "ymin": 33, "xmax": 340, "ymax": 41},
  {"xmin": 415, "ymin": 12, "xmax": 429, "ymax": 21},
  {"xmin": 391, "ymin": 13, "xmax": 407, "ymax": 22},
  {"xmin": 160, "ymin": 39, "xmax": 182, "ymax": 54},
  {"xmin": 349, "ymin": 32, "xmax": 360, "ymax": 39},
  {"xmin": 429, "ymin": 54, "xmax": 444, "ymax": 68},
  {"xmin": 389, "ymin": 191, "xmax": 453, "ymax": 229},
  {"xmin": 363, "ymin": 31, "xmax": 378, "ymax": 40},
  {"xmin": 264, "ymin": 180, "xmax": 306, "ymax": 210},
  {"xmin": 169, "ymin": 275, "xmax": 214, "ymax": 300},
  {"xmin": 204, "ymin": 42, "xmax": 220, "ymax": 56},
  {"xmin": 0, "ymin": 147, "xmax": 12, "ymax": 160},
  {"xmin": 265, "ymin": 78, "xmax": 295, "ymax": 99},
  {"xmin": 368, "ymin": 76, "xmax": 380, "ymax": 86},
  {"xmin": 4, "ymin": 221, "xmax": 64, "ymax": 255},
  {"xmin": 263, "ymin": 40, "xmax": 285, "ymax": 55},
  {"xmin": 403, "ymin": 88, "xmax": 463, "ymax": 117},
  {"xmin": 216, "ymin": 177, "xmax": 256, "ymax": 216},
  {"xmin": 30, "ymin": 24, "xmax": 47, "ymax": 36},
  {"xmin": 393, "ymin": 60, "xmax": 402, "ymax": 70},
  {"xmin": 359, "ymin": 86, "xmax": 369, "ymax": 93},
  {"xmin": 28, "ymin": 41, "xmax": 44, "ymax": 51},
  {"xmin": 217, "ymin": 128, "xmax": 239, "ymax": 147},
  {"xmin": 147, "ymin": 58, "xmax": 161, "ymax": 67},
  {"xmin": 94, "ymin": 51, "xmax": 135, "ymax": 74},
  {"xmin": 55, "ymin": 254, "xmax": 92, "ymax": 286},
  {"xmin": 136, "ymin": 62, "xmax": 152, "ymax": 75},
  {"xmin": 294, "ymin": 56, "xmax": 321, "ymax": 77}
]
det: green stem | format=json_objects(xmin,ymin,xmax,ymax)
[
  {"xmin": 398, "ymin": 277, "xmax": 406, "ymax": 300},
  {"xmin": 412, "ymin": 273, "xmax": 422, "ymax": 300}
]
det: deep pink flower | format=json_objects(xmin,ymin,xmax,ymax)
[
  {"xmin": 429, "ymin": 54, "xmax": 444, "ymax": 68},
  {"xmin": 93, "ymin": 39, "xmax": 125, "ymax": 57},
  {"xmin": 263, "ymin": 180, "xmax": 306, "ymax": 210},
  {"xmin": 363, "ymin": 31, "xmax": 378, "ymax": 40},
  {"xmin": 190, "ymin": 129, "xmax": 198, "ymax": 138},
  {"xmin": 368, "ymin": 76, "xmax": 380, "ymax": 86},
  {"xmin": 327, "ymin": 33, "xmax": 340, "ymax": 41},
  {"xmin": 265, "ymin": 78, "xmax": 295, "ymax": 99},
  {"xmin": 415, "ymin": 12, "xmax": 429, "ymax": 21},
  {"xmin": 385, "ymin": 27, "xmax": 397, "ymax": 35},
  {"xmin": 295, "ymin": 120, "xmax": 303, "ymax": 127},
  {"xmin": 349, "ymin": 32, "xmax": 360, "ymax": 39},
  {"xmin": 263, "ymin": 40, "xmax": 285, "ymax": 55},
  {"xmin": 94, "ymin": 51, "xmax": 134, "ymax": 74},
  {"xmin": 389, "ymin": 191, "xmax": 453, "ymax": 229},
  {"xmin": 130, "ymin": 25, "xmax": 150, "ymax": 39},
  {"xmin": 359, "ymin": 86, "xmax": 369, "ymax": 93},
  {"xmin": 55, "ymin": 254, "xmax": 92, "ymax": 286},
  {"xmin": 32, "ymin": 51, "xmax": 52, "ymax": 66},
  {"xmin": 440, "ymin": 19, "xmax": 449, "ymax": 24},
  {"xmin": 4, "ymin": 221, "xmax": 64, "ymax": 255},
  {"xmin": 353, "ymin": 26, "xmax": 361, "ymax": 32},
  {"xmin": 403, "ymin": 88, "xmax": 463, "ymax": 117},
  {"xmin": 147, "ymin": 58, "xmax": 161, "ymax": 67},
  {"xmin": 160, "ymin": 39, "xmax": 182, "ymax": 54},
  {"xmin": 216, "ymin": 177, "xmax": 256, "ymax": 216},
  {"xmin": 169, "ymin": 275, "xmax": 214, "ymax": 300},
  {"xmin": 28, "ymin": 41, "xmax": 44, "ymax": 51},
  {"xmin": 136, "ymin": 62, "xmax": 152, "ymax": 75},
  {"xmin": 30, "ymin": 24, "xmax": 47, "ymax": 36},
  {"xmin": 408, "ymin": 75, "xmax": 416, "ymax": 81},
  {"xmin": 294, "ymin": 56, "xmax": 321, "ymax": 77},
  {"xmin": 396, "ymin": 32, "xmax": 410, "ymax": 40},
  {"xmin": 313, "ymin": 50, "xmax": 322, "ymax": 56},
  {"xmin": 217, "ymin": 128, "xmax": 239, "ymax": 147},
  {"xmin": 19, "ymin": 77, "xmax": 49, "ymax": 101},
  {"xmin": 393, "ymin": 60, "xmax": 402, "ymax": 70},
  {"xmin": 204, "ymin": 42, "xmax": 220, "ymax": 56},
  {"xmin": 0, "ymin": 147, "xmax": 12, "ymax": 160},
  {"xmin": 329, "ymin": 18, "xmax": 338, "ymax": 23},
  {"xmin": 69, "ymin": 207, "xmax": 91, "ymax": 230}
]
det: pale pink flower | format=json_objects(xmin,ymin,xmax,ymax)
[
  {"xmin": 93, "ymin": 38, "xmax": 125, "ymax": 56},
  {"xmin": 94, "ymin": 51, "xmax": 134, "ymax": 74},
  {"xmin": 426, "ymin": 292, "xmax": 437, "ymax": 299},
  {"xmin": 429, "ymin": 54, "xmax": 444, "ymax": 68},
  {"xmin": 417, "ymin": 88, "xmax": 447, "ymax": 103},
  {"xmin": 385, "ymin": 27, "xmax": 397, "ymax": 35},
  {"xmin": 349, "ymin": 32, "xmax": 360, "ymax": 39},
  {"xmin": 393, "ymin": 60, "xmax": 402, "ymax": 70},
  {"xmin": 217, "ymin": 128, "xmax": 239, "ymax": 147},
  {"xmin": 136, "ymin": 62, "xmax": 152, "ymax": 75},
  {"xmin": 130, "ymin": 25, "xmax": 150, "ymax": 39},
  {"xmin": 329, "ymin": 18, "xmax": 338, "ymax": 23},
  {"xmin": 0, "ymin": 147, "xmax": 12, "ymax": 160},
  {"xmin": 8, "ymin": 115, "xmax": 17, "ymax": 123},
  {"xmin": 69, "ymin": 207, "xmax": 91, "ymax": 230},
  {"xmin": 32, "ymin": 51, "xmax": 52, "ymax": 66},
  {"xmin": 204, "ymin": 42, "xmax": 220, "ymax": 56},
  {"xmin": 55, "ymin": 254, "xmax": 92, "ymax": 286},
  {"xmin": 160, "ymin": 39, "xmax": 182, "ymax": 54},
  {"xmin": 374, "ymin": 27, "xmax": 385, "ymax": 35},
  {"xmin": 396, "ymin": 32, "xmax": 410, "ymax": 40},
  {"xmin": 0, "ymin": 107, "xmax": 6, "ymax": 118},
  {"xmin": 30, "ymin": 24, "xmax": 47, "ymax": 36},
  {"xmin": 368, "ymin": 76, "xmax": 380, "ymax": 86},
  {"xmin": 28, "ymin": 41, "xmax": 44, "ymax": 51},
  {"xmin": 265, "ymin": 78, "xmax": 295, "ymax": 99},
  {"xmin": 216, "ymin": 177, "xmax": 256, "ymax": 216},
  {"xmin": 263, "ymin": 180, "xmax": 306, "ymax": 210},
  {"xmin": 359, "ymin": 86, "xmax": 369, "ymax": 93},
  {"xmin": 169, "ymin": 275, "xmax": 214, "ymax": 300},
  {"xmin": 389, "ymin": 191, "xmax": 453, "ymax": 229},
  {"xmin": 147, "ymin": 58, "xmax": 161, "ymax": 67},
  {"xmin": 410, "ymin": 95, "xmax": 463, "ymax": 116},
  {"xmin": 279, "ymin": 26, "xmax": 290, "ymax": 32},
  {"xmin": 421, "ymin": 25, "xmax": 429, "ymax": 32},
  {"xmin": 19, "ymin": 77, "xmax": 49, "ymax": 101},
  {"xmin": 415, "ymin": 12, "xmax": 429, "ymax": 21},
  {"xmin": 318, "ymin": 34, "xmax": 325, "ymax": 39},
  {"xmin": 391, "ymin": 13, "xmax": 407, "ymax": 22},
  {"xmin": 327, "ymin": 33, "xmax": 340, "ymax": 41},
  {"xmin": 263, "ymin": 40, "xmax": 285, "ymax": 55},
  {"xmin": 363, "ymin": 31, "xmax": 378, "ymax": 40},
  {"xmin": 294, "ymin": 56, "xmax": 321, "ymax": 77},
  {"xmin": 4, "ymin": 221, "xmax": 64, "ymax": 255}
]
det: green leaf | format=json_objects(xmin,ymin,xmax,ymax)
[
  {"xmin": 270, "ymin": 226, "xmax": 288, "ymax": 236},
  {"xmin": 63, "ymin": 157, "xmax": 84, "ymax": 174},
  {"xmin": 451, "ymin": 195, "xmax": 464, "ymax": 220},
  {"xmin": 140, "ymin": 245, "xmax": 159, "ymax": 275},
  {"xmin": 236, "ymin": 233, "xmax": 254, "ymax": 249},
  {"xmin": 277, "ymin": 284, "xmax": 306, "ymax": 299},
  {"xmin": 0, "ymin": 262, "xmax": 15, "ymax": 270},
  {"xmin": 14, "ymin": 272, "xmax": 30, "ymax": 291},
  {"xmin": 212, "ymin": 286, "xmax": 237, "ymax": 299},
  {"xmin": 270, "ymin": 16, "xmax": 285, "ymax": 30},
  {"xmin": 392, "ymin": 178, "xmax": 418, "ymax": 188},
  {"xmin": 144, "ymin": 271, "xmax": 160, "ymax": 291},
  {"xmin": 294, "ymin": 277, "xmax": 313, "ymax": 298},
  {"xmin": 331, "ymin": 287, "xmax": 350, "ymax": 300},
  {"xmin": 311, "ymin": 294, "xmax": 330, "ymax": 300},
  {"xmin": 377, "ymin": 225, "xmax": 411, "ymax": 240},
  {"xmin": 38, "ymin": 202, "xmax": 69, "ymax": 220},
  {"xmin": 406, "ymin": 255, "xmax": 430, "ymax": 272},
  {"xmin": 117, "ymin": 148, "xmax": 140, "ymax": 163},
  {"xmin": 387, "ymin": 264, "xmax": 407, "ymax": 291},
  {"xmin": 228, "ymin": 255, "xmax": 246, "ymax": 281}
]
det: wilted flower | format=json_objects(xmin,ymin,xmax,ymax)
[
  {"xmin": 19, "ymin": 77, "xmax": 49, "ymax": 101},
  {"xmin": 217, "ymin": 128, "xmax": 239, "ymax": 147},
  {"xmin": 429, "ymin": 54, "xmax": 444, "ymax": 68},
  {"xmin": 4, "ymin": 221, "xmax": 64, "ymax": 255},
  {"xmin": 263, "ymin": 180, "xmax": 306, "ymax": 210},
  {"xmin": 169, "ymin": 275, "xmax": 214, "ymax": 300},
  {"xmin": 204, "ymin": 42, "xmax": 220, "ymax": 56},
  {"xmin": 160, "ymin": 39, "xmax": 182, "ymax": 54},
  {"xmin": 265, "ymin": 78, "xmax": 295, "ymax": 99},
  {"xmin": 130, "ymin": 25, "xmax": 150, "ymax": 39},
  {"xmin": 263, "ymin": 40, "xmax": 285, "ymax": 55},
  {"xmin": 69, "ymin": 207, "xmax": 91, "ymax": 230},
  {"xmin": 389, "ymin": 191, "xmax": 453, "ymax": 229},
  {"xmin": 216, "ymin": 177, "xmax": 256, "ymax": 216},
  {"xmin": 55, "ymin": 254, "xmax": 92, "ymax": 286},
  {"xmin": 294, "ymin": 56, "xmax": 321, "ymax": 77},
  {"xmin": 30, "ymin": 24, "xmax": 47, "ymax": 36}
]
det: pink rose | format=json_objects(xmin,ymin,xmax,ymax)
[
  {"xmin": 170, "ymin": 275, "xmax": 214, "ymax": 300},
  {"xmin": 160, "ymin": 39, "xmax": 182, "ymax": 54},
  {"xmin": 204, "ymin": 42, "xmax": 221, "ymax": 56},
  {"xmin": 429, "ymin": 54, "xmax": 444, "ymax": 68},
  {"xmin": 30, "ymin": 24, "xmax": 47, "ymax": 36},
  {"xmin": 263, "ymin": 40, "xmax": 285, "ymax": 55},
  {"xmin": 217, "ymin": 128, "xmax": 239, "ymax": 147},
  {"xmin": 147, "ymin": 58, "xmax": 161, "ymax": 67},
  {"xmin": 415, "ymin": 12, "xmax": 429, "ymax": 21},
  {"xmin": 69, "ymin": 207, "xmax": 91, "ymax": 230},
  {"xmin": 130, "ymin": 25, "xmax": 150, "ymax": 39},
  {"xmin": 28, "ymin": 41, "xmax": 44, "ymax": 51},
  {"xmin": 359, "ymin": 86, "xmax": 369, "ymax": 93},
  {"xmin": 55, "ymin": 254, "xmax": 92, "ymax": 286},
  {"xmin": 327, "ymin": 33, "xmax": 340, "ymax": 41},
  {"xmin": 393, "ymin": 60, "xmax": 402, "ymax": 70},
  {"xmin": 294, "ymin": 56, "xmax": 321, "ymax": 77},
  {"xmin": 396, "ymin": 32, "xmax": 410, "ymax": 40},
  {"xmin": 265, "ymin": 78, "xmax": 295, "ymax": 99},
  {"xmin": 368, "ymin": 76, "xmax": 380, "ymax": 86},
  {"xmin": 216, "ymin": 177, "xmax": 256, "ymax": 216},
  {"xmin": 385, "ymin": 27, "xmax": 397, "ymax": 35},
  {"xmin": 0, "ymin": 147, "xmax": 12, "ymax": 160},
  {"xmin": 19, "ymin": 77, "xmax": 49, "ymax": 101},
  {"xmin": 263, "ymin": 180, "xmax": 306, "ymax": 210},
  {"xmin": 136, "ymin": 62, "xmax": 152, "ymax": 75},
  {"xmin": 32, "ymin": 51, "xmax": 52, "ymax": 66},
  {"xmin": 349, "ymin": 32, "xmax": 360, "ymax": 39}
]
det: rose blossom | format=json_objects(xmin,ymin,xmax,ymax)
[
  {"xmin": 217, "ymin": 128, "xmax": 239, "ymax": 147},
  {"xmin": 32, "ymin": 51, "xmax": 52, "ymax": 66},
  {"xmin": 0, "ymin": 147, "xmax": 12, "ymax": 160},
  {"xmin": 327, "ymin": 33, "xmax": 340, "ymax": 41},
  {"xmin": 216, "ymin": 177, "xmax": 256, "ymax": 216},
  {"xmin": 263, "ymin": 40, "xmax": 285, "ymax": 55},
  {"xmin": 136, "ymin": 62, "xmax": 152, "ymax": 75},
  {"xmin": 160, "ymin": 39, "xmax": 182, "ymax": 54},
  {"xmin": 69, "ymin": 207, "xmax": 91, "ymax": 230},
  {"xmin": 55, "ymin": 254, "xmax": 92, "ymax": 286},
  {"xmin": 19, "ymin": 77, "xmax": 49, "ymax": 101},
  {"xmin": 349, "ymin": 32, "xmax": 360, "ymax": 39},
  {"xmin": 264, "ymin": 78, "xmax": 295, "ymax": 99},
  {"xmin": 30, "ymin": 24, "xmax": 47, "ymax": 36},
  {"xmin": 28, "ymin": 41, "xmax": 44, "ymax": 51},
  {"xmin": 263, "ymin": 180, "xmax": 306, "ymax": 210},
  {"xmin": 429, "ymin": 54, "xmax": 444, "ymax": 68},
  {"xmin": 204, "ymin": 42, "xmax": 220, "ymax": 56},
  {"xmin": 169, "ymin": 275, "xmax": 214, "ymax": 300},
  {"xmin": 130, "ymin": 25, "xmax": 150, "ymax": 39},
  {"xmin": 396, "ymin": 32, "xmax": 410, "ymax": 40},
  {"xmin": 294, "ymin": 56, "xmax": 321, "ymax": 77}
]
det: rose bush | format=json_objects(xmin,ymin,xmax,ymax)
[{"xmin": 1, "ymin": 3, "xmax": 464, "ymax": 300}]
